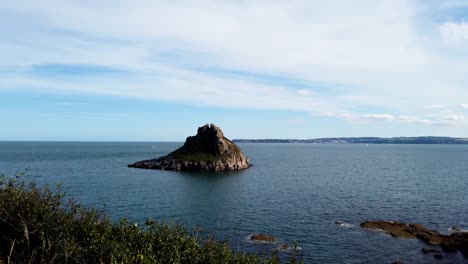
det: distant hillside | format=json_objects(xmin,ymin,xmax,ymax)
[{"xmin": 234, "ymin": 137, "xmax": 468, "ymax": 144}]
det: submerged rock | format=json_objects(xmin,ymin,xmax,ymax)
[
  {"xmin": 421, "ymin": 247, "xmax": 441, "ymax": 254},
  {"xmin": 278, "ymin": 244, "xmax": 290, "ymax": 251},
  {"xmin": 361, "ymin": 220, "xmax": 468, "ymax": 257},
  {"xmin": 250, "ymin": 234, "xmax": 277, "ymax": 243},
  {"xmin": 360, "ymin": 220, "xmax": 442, "ymax": 242},
  {"xmin": 128, "ymin": 124, "xmax": 251, "ymax": 171}
]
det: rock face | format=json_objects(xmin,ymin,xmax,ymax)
[
  {"xmin": 128, "ymin": 124, "xmax": 251, "ymax": 171},
  {"xmin": 361, "ymin": 220, "xmax": 468, "ymax": 257},
  {"xmin": 250, "ymin": 234, "xmax": 277, "ymax": 243}
]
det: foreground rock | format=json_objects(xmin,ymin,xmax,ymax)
[
  {"xmin": 128, "ymin": 124, "xmax": 251, "ymax": 171},
  {"xmin": 361, "ymin": 220, "xmax": 468, "ymax": 257},
  {"xmin": 250, "ymin": 234, "xmax": 277, "ymax": 242}
]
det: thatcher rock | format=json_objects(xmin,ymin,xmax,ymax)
[{"xmin": 128, "ymin": 124, "xmax": 251, "ymax": 171}]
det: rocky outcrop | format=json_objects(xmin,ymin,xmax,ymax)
[
  {"xmin": 128, "ymin": 124, "xmax": 251, "ymax": 171},
  {"xmin": 361, "ymin": 220, "xmax": 468, "ymax": 257},
  {"xmin": 249, "ymin": 234, "xmax": 277, "ymax": 242}
]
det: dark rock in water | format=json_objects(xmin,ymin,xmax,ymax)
[
  {"xmin": 421, "ymin": 247, "xmax": 441, "ymax": 254},
  {"xmin": 250, "ymin": 233, "xmax": 277, "ymax": 242},
  {"xmin": 360, "ymin": 220, "xmax": 444, "ymax": 243},
  {"xmin": 442, "ymin": 232, "xmax": 468, "ymax": 256},
  {"xmin": 391, "ymin": 260, "xmax": 404, "ymax": 264},
  {"xmin": 128, "ymin": 124, "xmax": 251, "ymax": 171},
  {"xmin": 361, "ymin": 220, "xmax": 468, "ymax": 258},
  {"xmin": 433, "ymin": 254, "xmax": 444, "ymax": 259},
  {"xmin": 278, "ymin": 244, "xmax": 289, "ymax": 251},
  {"xmin": 450, "ymin": 226, "xmax": 462, "ymax": 232}
]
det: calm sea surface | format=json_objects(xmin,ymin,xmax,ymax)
[{"xmin": 1, "ymin": 142, "xmax": 467, "ymax": 263}]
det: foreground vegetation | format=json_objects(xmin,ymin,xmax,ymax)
[{"xmin": 0, "ymin": 174, "xmax": 300, "ymax": 264}]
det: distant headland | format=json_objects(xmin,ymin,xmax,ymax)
[
  {"xmin": 234, "ymin": 137, "xmax": 468, "ymax": 144},
  {"xmin": 129, "ymin": 124, "xmax": 251, "ymax": 171}
]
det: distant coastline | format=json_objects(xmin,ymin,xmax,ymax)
[{"xmin": 234, "ymin": 137, "xmax": 468, "ymax": 144}]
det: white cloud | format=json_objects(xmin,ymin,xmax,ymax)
[
  {"xmin": 312, "ymin": 111, "xmax": 337, "ymax": 117},
  {"xmin": 339, "ymin": 113, "xmax": 395, "ymax": 122},
  {"xmin": 396, "ymin": 115, "xmax": 468, "ymax": 126},
  {"xmin": 443, "ymin": 114, "xmax": 465, "ymax": 122},
  {"xmin": 296, "ymin": 89, "xmax": 313, "ymax": 96},
  {"xmin": 440, "ymin": 1, "xmax": 468, "ymax": 9},
  {"xmin": 397, "ymin": 115, "xmax": 432, "ymax": 124},
  {"xmin": 424, "ymin": 104, "xmax": 445, "ymax": 109},
  {"xmin": 2, "ymin": 0, "xmax": 426, "ymax": 73},
  {"xmin": 431, "ymin": 115, "xmax": 467, "ymax": 126},
  {"xmin": 340, "ymin": 114, "xmax": 468, "ymax": 126},
  {"xmin": 438, "ymin": 21, "xmax": 468, "ymax": 46},
  {"xmin": 1, "ymin": 66, "xmax": 335, "ymax": 113},
  {"xmin": 461, "ymin": 104, "xmax": 468, "ymax": 109},
  {"xmin": 360, "ymin": 114, "xmax": 395, "ymax": 121}
]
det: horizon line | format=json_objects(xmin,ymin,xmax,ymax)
[{"xmin": 1, "ymin": 135, "xmax": 468, "ymax": 143}]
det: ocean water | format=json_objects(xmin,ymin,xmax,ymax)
[{"xmin": 0, "ymin": 142, "xmax": 467, "ymax": 263}]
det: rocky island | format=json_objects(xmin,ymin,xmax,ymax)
[{"xmin": 128, "ymin": 124, "xmax": 251, "ymax": 171}]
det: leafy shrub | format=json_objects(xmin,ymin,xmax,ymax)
[{"xmin": 0, "ymin": 174, "xmax": 293, "ymax": 264}]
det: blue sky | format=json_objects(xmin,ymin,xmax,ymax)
[{"xmin": 1, "ymin": 0, "xmax": 468, "ymax": 141}]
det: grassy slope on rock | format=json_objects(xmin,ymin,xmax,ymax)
[{"xmin": 0, "ymin": 174, "xmax": 287, "ymax": 264}]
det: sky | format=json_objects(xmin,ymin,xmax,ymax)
[{"xmin": 1, "ymin": 0, "xmax": 468, "ymax": 141}]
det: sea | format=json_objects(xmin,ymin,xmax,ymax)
[{"xmin": 0, "ymin": 142, "xmax": 467, "ymax": 263}]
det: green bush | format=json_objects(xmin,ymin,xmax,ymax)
[{"xmin": 0, "ymin": 174, "xmax": 297, "ymax": 264}]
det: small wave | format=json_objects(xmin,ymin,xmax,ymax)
[
  {"xmin": 362, "ymin": 227, "xmax": 385, "ymax": 233},
  {"xmin": 448, "ymin": 227, "xmax": 467, "ymax": 233},
  {"xmin": 277, "ymin": 245, "xmax": 302, "ymax": 251},
  {"xmin": 338, "ymin": 223, "xmax": 354, "ymax": 228},
  {"xmin": 335, "ymin": 221, "xmax": 354, "ymax": 228}
]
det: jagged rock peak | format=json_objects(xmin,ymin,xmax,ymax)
[
  {"xmin": 181, "ymin": 124, "xmax": 229, "ymax": 156},
  {"xmin": 198, "ymin": 123, "xmax": 224, "ymax": 138}
]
